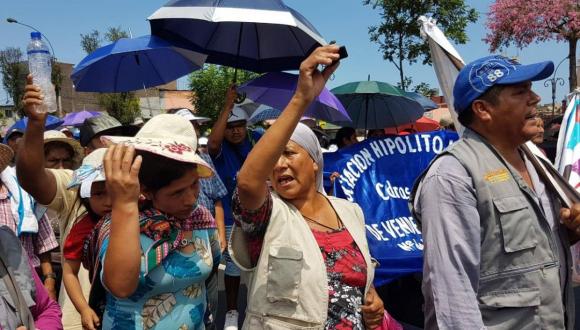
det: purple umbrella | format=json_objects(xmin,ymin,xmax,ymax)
[
  {"xmin": 63, "ymin": 111, "xmax": 102, "ymax": 127},
  {"xmin": 238, "ymin": 72, "xmax": 350, "ymax": 123}
]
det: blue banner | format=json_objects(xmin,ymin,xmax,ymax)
[{"xmin": 324, "ymin": 131, "xmax": 459, "ymax": 286}]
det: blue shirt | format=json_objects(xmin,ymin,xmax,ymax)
[
  {"xmin": 198, "ymin": 152, "xmax": 228, "ymax": 216},
  {"xmin": 211, "ymin": 130, "xmax": 262, "ymax": 226},
  {"xmin": 99, "ymin": 229, "xmax": 218, "ymax": 330}
]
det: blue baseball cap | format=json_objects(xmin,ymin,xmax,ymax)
[{"xmin": 453, "ymin": 55, "xmax": 554, "ymax": 114}]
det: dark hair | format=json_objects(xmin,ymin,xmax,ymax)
[
  {"xmin": 6, "ymin": 131, "xmax": 23, "ymax": 142},
  {"xmin": 79, "ymin": 192, "xmax": 100, "ymax": 221},
  {"xmin": 459, "ymin": 85, "xmax": 506, "ymax": 127},
  {"xmin": 136, "ymin": 150, "xmax": 197, "ymax": 193},
  {"xmin": 457, "ymin": 108, "xmax": 475, "ymax": 127},
  {"xmin": 312, "ymin": 128, "xmax": 330, "ymax": 149},
  {"xmin": 478, "ymin": 85, "xmax": 504, "ymax": 106},
  {"xmin": 334, "ymin": 127, "xmax": 356, "ymax": 148},
  {"xmin": 44, "ymin": 141, "xmax": 74, "ymax": 157}
]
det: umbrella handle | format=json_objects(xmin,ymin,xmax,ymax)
[
  {"xmin": 235, "ymin": 91, "xmax": 246, "ymax": 104},
  {"xmin": 231, "ymin": 68, "xmax": 246, "ymax": 103}
]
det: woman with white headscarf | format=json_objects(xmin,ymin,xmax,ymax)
[{"xmin": 231, "ymin": 46, "xmax": 384, "ymax": 329}]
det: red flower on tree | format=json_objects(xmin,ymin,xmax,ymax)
[{"xmin": 485, "ymin": 0, "xmax": 580, "ymax": 92}]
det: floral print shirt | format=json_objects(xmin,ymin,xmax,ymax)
[
  {"xmin": 99, "ymin": 228, "xmax": 220, "ymax": 330},
  {"xmin": 232, "ymin": 189, "xmax": 367, "ymax": 329}
]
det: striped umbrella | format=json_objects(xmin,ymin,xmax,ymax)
[{"xmin": 148, "ymin": 0, "xmax": 326, "ymax": 73}]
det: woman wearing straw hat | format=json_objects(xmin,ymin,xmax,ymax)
[
  {"xmin": 230, "ymin": 45, "xmax": 385, "ymax": 329},
  {"xmin": 94, "ymin": 113, "xmax": 221, "ymax": 329}
]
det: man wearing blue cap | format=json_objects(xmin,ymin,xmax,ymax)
[
  {"xmin": 411, "ymin": 55, "xmax": 577, "ymax": 329},
  {"xmin": 207, "ymin": 86, "xmax": 262, "ymax": 330}
]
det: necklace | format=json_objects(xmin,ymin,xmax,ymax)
[
  {"xmin": 301, "ymin": 214, "xmax": 343, "ymax": 231},
  {"xmin": 179, "ymin": 236, "xmax": 195, "ymax": 247}
]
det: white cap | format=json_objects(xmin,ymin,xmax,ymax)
[
  {"xmin": 227, "ymin": 106, "xmax": 249, "ymax": 123},
  {"xmin": 174, "ymin": 108, "xmax": 210, "ymax": 124},
  {"xmin": 67, "ymin": 148, "xmax": 108, "ymax": 198}
]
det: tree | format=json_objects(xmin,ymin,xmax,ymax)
[
  {"xmin": 485, "ymin": 0, "xmax": 580, "ymax": 92},
  {"xmin": 80, "ymin": 27, "xmax": 140, "ymax": 124},
  {"xmin": 364, "ymin": 0, "xmax": 478, "ymax": 90},
  {"xmin": 189, "ymin": 65, "xmax": 259, "ymax": 124},
  {"xmin": 51, "ymin": 58, "xmax": 64, "ymax": 116},
  {"xmin": 413, "ymin": 82, "xmax": 439, "ymax": 97},
  {"xmin": 104, "ymin": 27, "xmax": 129, "ymax": 42},
  {"xmin": 80, "ymin": 30, "xmax": 101, "ymax": 54},
  {"xmin": 98, "ymin": 92, "xmax": 140, "ymax": 125},
  {"xmin": 395, "ymin": 77, "xmax": 439, "ymax": 97},
  {"xmin": 0, "ymin": 47, "xmax": 27, "ymax": 117},
  {"xmin": 395, "ymin": 76, "xmax": 413, "ymax": 91}
]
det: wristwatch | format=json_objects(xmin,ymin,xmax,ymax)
[{"xmin": 42, "ymin": 272, "xmax": 57, "ymax": 281}]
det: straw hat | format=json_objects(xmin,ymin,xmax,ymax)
[
  {"xmin": 43, "ymin": 130, "xmax": 84, "ymax": 168},
  {"xmin": 67, "ymin": 148, "xmax": 107, "ymax": 198},
  {"xmin": 0, "ymin": 144, "xmax": 14, "ymax": 172},
  {"xmin": 101, "ymin": 114, "xmax": 213, "ymax": 178}
]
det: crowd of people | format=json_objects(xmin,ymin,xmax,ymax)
[{"xmin": 1, "ymin": 44, "xmax": 578, "ymax": 330}]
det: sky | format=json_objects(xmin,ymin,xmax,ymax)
[{"xmin": 0, "ymin": 1, "xmax": 572, "ymax": 108}]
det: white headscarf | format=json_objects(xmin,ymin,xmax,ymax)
[{"xmin": 289, "ymin": 123, "xmax": 326, "ymax": 194}]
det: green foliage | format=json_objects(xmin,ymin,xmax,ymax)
[
  {"xmin": 189, "ymin": 65, "xmax": 259, "ymax": 124},
  {"xmin": 98, "ymin": 92, "xmax": 141, "ymax": 125},
  {"xmin": 51, "ymin": 58, "xmax": 64, "ymax": 114},
  {"xmin": 80, "ymin": 27, "xmax": 140, "ymax": 124},
  {"xmin": 413, "ymin": 82, "xmax": 439, "ymax": 97},
  {"xmin": 80, "ymin": 30, "xmax": 101, "ymax": 54},
  {"xmin": 0, "ymin": 47, "xmax": 27, "ymax": 117},
  {"xmin": 364, "ymin": 0, "xmax": 478, "ymax": 89},
  {"xmin": 105, "ymin": 27, "xmax": 129, "ymax": 43},
  {"xmin": 395, "ymin": 77, "xmax": 439, "ymax": 96},
  {"xmin": 395, "ymin": 76, "xmax": 413, "ymax": 91}
]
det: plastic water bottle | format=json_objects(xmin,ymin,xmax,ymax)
[{"xmin": 27, "ymin": 32, "xmax": 56, "ymax": 113}]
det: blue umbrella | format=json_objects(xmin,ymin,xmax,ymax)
[
  {"xmin": 4, "ymin": 115, "xmax": 63, "ymax": 143},
  {"xmin": 148, "ymin": 0, "xmax": 326, "ymax": 73},
  {"xmin": 404, "ymin": 91, "xmax": 439, "ymax": 111},
  {"xmin": 71, "ymin": 35, "xmax": 207, "ymax": 92},
  {"xmin": 248, "ymin": 106, "xmax": 282, "ymax": 125}
]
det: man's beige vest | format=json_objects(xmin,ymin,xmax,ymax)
[{"xmin": 230, "ymin": 193, "xmax": 375, "ymax": 329}]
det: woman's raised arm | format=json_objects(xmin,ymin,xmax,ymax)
[{"xmin": 236, "ymin": 45, "xmax": 340, "ymax": 210}]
